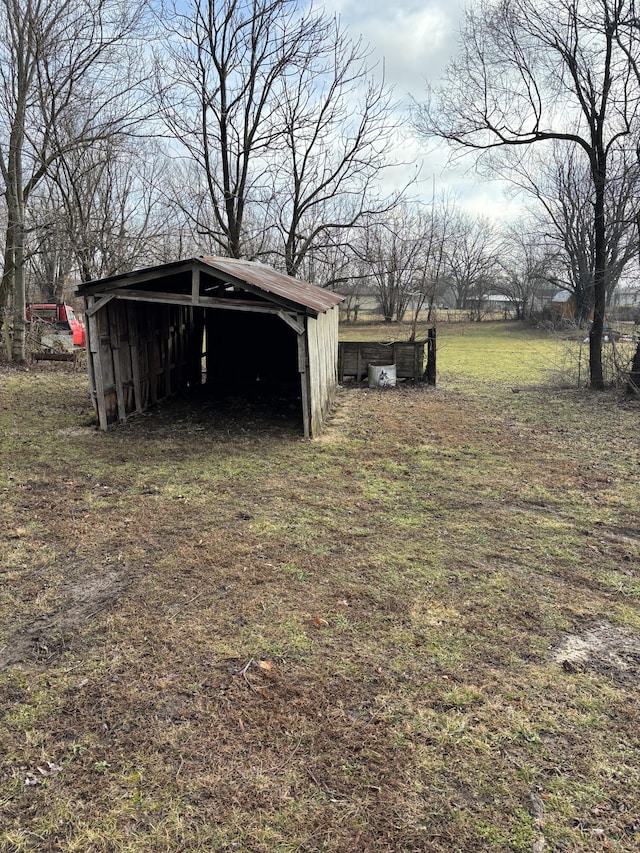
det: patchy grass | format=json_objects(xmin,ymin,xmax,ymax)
[{"xmin": 1, "ymin": 326, "xmax": 639, "ymax": 852}]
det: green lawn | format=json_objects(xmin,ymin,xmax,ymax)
[
  {"xmin": 341, "ymin": 319, "xmax": 635, "ymax": 387},
  {"xmin": 437, "ymin": 322, "xmax": 581, "ymax": 384}
]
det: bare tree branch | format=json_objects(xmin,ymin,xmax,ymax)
[{"xmin": 416, "ymin": 0, "xmax": 640, "ymax": 388}]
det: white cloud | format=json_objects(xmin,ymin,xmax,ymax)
[
  {"xmin": 321, "ymin": 0, "xmax": 463, "ymax": 96},
  {"xmin": 320, "ymin": 0, "xmax": 518, "ymax": 221}
]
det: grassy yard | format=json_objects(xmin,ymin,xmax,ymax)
[
  {"xmin": 1, "ymin": 323, "xmax": 639, "ymax": 852},
  {"xmin": 436, "ymin": 322, "xmax": 583, "ymax": 384},
  {"xmin": 342, "ymin": 318, "xmax": 638, "ymax": 386}
]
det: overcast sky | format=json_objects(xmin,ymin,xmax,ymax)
[
  {"xmin": 320, "ymin": 0, "xmax": 522, "ymax": 221},
  {"xmin": 321, "ymin": 0, "xmax": 464, "ymax": 96}
]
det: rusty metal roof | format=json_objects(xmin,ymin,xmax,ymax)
[
  {"xmin": 76, "ymin": 256, "xmax": 344, "ymax": 315},
  {"xmin": 199, "ymin": 256, "xmax": 343, "ymax": 313}
]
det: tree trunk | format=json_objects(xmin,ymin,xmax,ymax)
[
  {"xmin": 0, "ymin": 230, "xmax": 14, "ymax": 310},
  {"xmin": 0, "ymin": 228, "xmax": 15, "ymax": 359},
  {"xmin": 589, "ymin": 153, "xmax": 606, "ymax": 389},
  {"xmin": 7, "ymin": 124, "xmax": 27, "ymax": 363},
  {"xmin": 10, "ymin": 207, "xmax": 26, "ymax": 363},
  {"xmin": 11, "ymin": 237, "xmax": 26, "ymax": 363}
]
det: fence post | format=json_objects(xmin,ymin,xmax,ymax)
[{"xmin": 424, "ymin": 327, "xmax": 436, "ymax": 386}]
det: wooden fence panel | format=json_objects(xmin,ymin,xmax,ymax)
[{"xmin": 338, "ymin": 336, "xmax": 435, "ymax": 384}]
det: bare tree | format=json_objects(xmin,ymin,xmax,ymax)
[
  {"xmin": 268, "ymin": 17, "xmax": 402, "ymax": 276},
  {"xmin": 443, "ymin": 212, "xmax": 500, "ymax": 319},
  {"xmin": 23, "ymin": 196, "xmax": 74, "ymax": 301},
  {"xmin": 47, "ymin": 138, "xmax": 175, "ymax": 282},
  {"xmin": 500, "ymin": 143, "xmax": 640, "ymax": 322},
  {"xmin": 612, "ymin": 4, "xmax": 640, "ymax": 389},
  {"xmin": 157, "ymin": 0, "xmax": 404, "ymax": 273},
  {"xmin": 352, "ymin": 200, "xmax": 458, "ymax": 329},
  {"xmin": 405, "ymin": 193, "xmax": 452, "ymax": 339},
  {"xmin": 496, "ymin": 222, "xmax": 559, "ymax": 320},
  {"xmin": 0, "ymin": 0, "xmax": 150, "ymax": 361},
  {"xmin": 417, "ymin": 0, "xmax": 640, "ymax": 388},
  {"xmin": 356, "ymin": 206, "xmax": 429, "ymax": 324},
  {"xmin": 157, "ymin": 0, "xmax": 323, "ymax": 260}
]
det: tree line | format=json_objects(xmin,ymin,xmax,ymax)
[{"xmin": 1, "ymin": 0, "xmax": 639, "ymax": 388}]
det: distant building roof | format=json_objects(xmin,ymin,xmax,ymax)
[{"xmin": 485, "ymin": 294, "xmax": 515, "ymax": 303}]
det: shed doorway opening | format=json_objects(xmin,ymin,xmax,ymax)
[
  {"xmin": 202, "ymin": 308, "xmax": 303, "ymax": 427},
  {"xmin": 204, "ymin": 309, "xmax": 299, "ymax": 396}
]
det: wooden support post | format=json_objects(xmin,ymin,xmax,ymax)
[
  {"xmin": 163, "ymin": 308, "xmax": 171, "ymax": 399},
  {"xmin": 109, "ymin": 302, "xmax": 127, "ymax": 423},
  {"xmin": 127, "ymin": 302, "xmax": 144, "ymax": 413},
  {"xmin": 192, "ymin": 267, "xmax": 200, "ymax": 305},
  {"xmin": 86, "ymin": 295, "xmax": 108, "ymax": 430},
  {"xmin": 148, "ymin": 307, "xmax": 159, "ymax": 405},
  {"xmin": 297, "ymin": 320, "xmax": 310, "ymax": 439},
  {"xmin": 424, "ymin": 327, "xmax": 437, "ymax": 385},
  {"xmin": 191, "ymin": 308, "xmax": 205, "ymax": 386}
]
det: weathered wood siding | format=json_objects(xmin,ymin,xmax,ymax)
[
  {"xmin": 306, "ymin": 306, "xmax": 340, "ymax": 437},
  {"xmin": 86, "ymin": 298, "xmax": 197, "ymax": 428}
]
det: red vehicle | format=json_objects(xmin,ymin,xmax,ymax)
[{"xmin": 26, "ymin": 302, "xmax": 86, "ymax": 348}]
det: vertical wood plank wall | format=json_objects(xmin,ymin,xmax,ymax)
[
  {"xmin": 306, "ymin": 306, "xmax": 339, "ymax": 438},
  {"xmin": 87, "ymin": 299, "xmax": 196, "ymax": 429},
  {"xmin": 337, "ymin": 339, "xmax": 434, "ymax": 383}
]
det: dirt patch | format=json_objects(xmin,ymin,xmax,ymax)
[
  {"xmin": 0, "ymin": 569, "xmax": 126, "ymax": 671},
  {"xmin": 553, "ymin": 621, "xmax": 640, "ymax": 684}
]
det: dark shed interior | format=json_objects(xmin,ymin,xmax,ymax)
[{"xmin": 205, "ymin": 310, "xmax": 300, "ymax": 397}]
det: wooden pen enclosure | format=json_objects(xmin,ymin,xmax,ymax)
[
  {"xmin": 338, "ymin": 330, "xmax": 436, "ymax": 384},
  {"xmin": 77, "ymin": 257, "xmax": 343, "ymax": 438}
]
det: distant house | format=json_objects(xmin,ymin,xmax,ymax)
[
  {"xmin": 550, "ymin": 290, "xmax": 576, "ymax": 320},
  {"xmin": 345, "ymin": 294, "xmax": 380, "ymax": 317},
  {"xmin": 484, "ymin": 294, "xmax": 516, "ymax": 313},
  {"xmin": 610, "ymin": 285, "xmax": 640, "ymax": 308}
]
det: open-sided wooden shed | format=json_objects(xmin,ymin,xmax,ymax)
[{"xmin": 76, "ymin": 257, "xmax": 344, "ymax": 437}]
